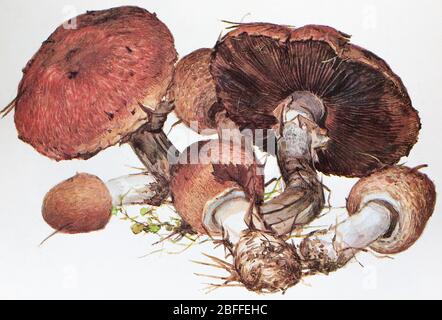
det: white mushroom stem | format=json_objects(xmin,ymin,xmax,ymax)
[
  {"xmin": 335, "ymin": 201, "xmax": 392, "ymax": 251},
  {"xmin": 106, "ymin": 172, "xmax": 167, "ymax": 207},
  {"xmin": 301, "ymin": 200, "xmax": 396, "ymax": 269},
  {"xmin": 203, "ymin": 188, "xmax": 257, "ymax": 245}
]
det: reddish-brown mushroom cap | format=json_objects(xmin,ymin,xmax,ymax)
[
  {"xmin": 347, "ymin": 166, "xmax": 436, "ymax": 254},
  {"xmin": 211, "ymin": 23, "xmax": 420, "ymax": 177},
  {"xmin": 14, "ymin": 6, "xmax": 177, "ymax": 160},
  {"xmin": 42, "ymin": 173, "xmax": 112, "ymax": 234},
  {"xmin": 170, "ymin": 139, "xmax": 264, "ymax": 234},
  {"xmin": 168, "ymin": 48, "xmax": 220, "ymax": 134}
]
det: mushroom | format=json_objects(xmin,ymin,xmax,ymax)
[
  {"xmin": 209, "ymin": 23, "xmax": 421, "ymax": 235},
  {"xmin": 2, "ymin": 6, "xmax": 178, "ymax": 197},
  {"xmin": 168, "ymin": 48, "xmax": 221, "ymax": 135},
  {"xmin": 42, "ymin": 171, "xmax": 167, "ymax": 234},
  {"xmin": 299, "ymin": 166, "xmax": 436, "ymax": 273},
  {"xmin": 168, "ymin": 47, "xmax": 325, "ymax": 234},
  {"xmin": 170, "ymin": 139, "xmax": 301, "ymax": 293}
]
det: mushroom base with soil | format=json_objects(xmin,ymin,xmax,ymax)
[{"xmin": 202, "ymin": 189, "xmax": 302, "ymax": 293}]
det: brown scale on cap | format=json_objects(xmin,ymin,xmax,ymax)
[
  {"xmin": 170, "ymin": 139, "xmax": 264, "ymax": 234},
  {"xmin": 168, "ymin": 48, "xmax": 221, "ymax": 134},
  {"xmin": 347, "ymin": 165, "xmax": 436, "ymax": 254},
  {"xmin": 211, "ymin": 23, "xmax": 420, "ymax": 177},
  {"xmin": 13, "ymin": 6, "xmax": 177, "ymax": 160},
  {"xmin": 42, "ymin": 173, "xmax": 112, "ymax": 234}
]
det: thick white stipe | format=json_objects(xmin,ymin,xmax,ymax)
[
  {"xmin": 203, "ymin": 188, "xmax": 250, "ymax": 245},
  {"xmin": 106, "ymin": 172, "xmax": 159, "ymax": 206},
  {"xmin": 335, "ymin": 201, "xmax": 392, "ymax": 251}
]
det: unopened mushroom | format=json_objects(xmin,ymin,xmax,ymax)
[
  {"xmin": 168, "ymin": 48, "xmax": 221, "ymax": 135},
  {"xmin": 43, "ymin": 174, "xmax": 112, "ymax": 234},
  {"xmin": 2, "ymin": 6, "xmax": 178, "ymax": 197},
  {"xmin": 299, "ymin": 166, "xmax": 436, "ymax": 273},
  {"xmin": 170, "ymin": 139, "xmax": 301, "ymax": 293},
  {"xmin": 42, "ymin": 171, "xmax": 167, "ymax": 234},
  {"xmin": 210, "ymin": 23, "xmax": 421, "ymax": 235},
  {"xmin": 168, "ymin": 48, "xmax": 271, "ymax": 144}
]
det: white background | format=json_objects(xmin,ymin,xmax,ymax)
[{"xmin": 0, "ymin": 0, "xmax": 441, "ymax": 300}]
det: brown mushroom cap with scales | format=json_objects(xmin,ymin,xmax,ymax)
[
  {"xmin": 170, "ymin": 139, "xmax": 264, "ymax": 234},
  {"xmin": 211, "ymin": 23, "xmax": 420, "ymax": 177},
  {"xmin": 347, "ymin": 166, "xmax": 436, "ymax": 254},
  {"xmin": 14, "ymin": 6, "xmax": 177, "ymax": 160},
  {"xmin": 168, "ymin": 48, "xmax": 220, "ymax": 134}
]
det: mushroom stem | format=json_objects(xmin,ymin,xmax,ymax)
[
  {"xmin": 128, "ymin": 101, "xmax": 179, "ymax": 198},
  {"xmin": 129, "ymin": 130, "xmax": 177, "ymax": 181},
  {"xmin": 261, "ymin": 92, "xmax": 328, "ymax": 236},
  {"xmin": 203, "ymin": 188, "xmax": 251, "ymax": 245},
  {"xmin": 300, "ymin": 200, "xmax": 396, "ymax": 272},
  {"xmin": 335, "ymin": 201, "xmax": 393, "ymax": 251},
  {"xmin": 300, "ymin": 165, "xmax": 436, "ymax": 274},
  {"xmin": 106, "ymin": 172, "xmax": 169, "ymax": 207}
]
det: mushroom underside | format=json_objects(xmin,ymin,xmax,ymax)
[{"xmin": 212, "ymin": 33, "xmax": 420, "ymax": 177}]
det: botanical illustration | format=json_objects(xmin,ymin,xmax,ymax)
[{"xmin": 1, "ymin": 6, "xmax": 436, "ymax": 294}]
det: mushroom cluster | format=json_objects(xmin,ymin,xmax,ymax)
[{"xmin": 1, "ymin": 6, "xmax": 436, "ymax": 294}]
